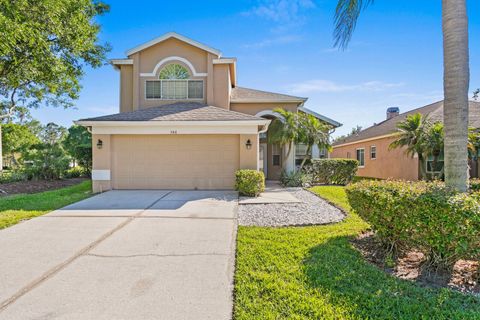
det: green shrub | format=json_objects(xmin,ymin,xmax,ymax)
[
  {"xmin": 280, "ymin": 170, "xmax": 312, "ymax": 187},
  {"xmin": 346, "ymin": 180, "xmax": 480, "ymax": 267},
  {"xmin": 0, "ymin": 170, "xmax": 28, "ymax": 183},
  {"xmin": 304, "ymin": 158, "xmax": 358, "ymax": 185},
  {"xmin": 22, "ymin": 143, "xmax": 70, "ymax": 180},
  {"xmin": 64, "ymin": 166, "xmax": 89, "ymax": 178},
  {"xmin": 235, "ymin": 170, "xmax": 265, "ymax": 197}
]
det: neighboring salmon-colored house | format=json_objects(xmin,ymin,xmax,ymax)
[
  {"xmin": 76, "ymin": 32, "xmax": 341, "ymax": 192},
  {"xmin": 331, "ymin": 101, "xmax": 480, "ymax": 180}
]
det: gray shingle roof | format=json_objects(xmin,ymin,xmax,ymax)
[
  {"xmin": 78, "ymin": 102, "xmax": 265, "ymax": 122},
  {"xmin": 230, "ymin": 87, "xmax": 306, "ymax": 103},
  {"xmin": 334, "ymin": 100, "xmax": 480, "ymax": 146}
]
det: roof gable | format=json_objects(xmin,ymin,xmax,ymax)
[
  {"xmin": 333, "ymin": 100, "xmax": 480, "ymax": 146},
  {"xmin": 230, "ymin": 87, "xmax": 307, "ymax": 103},
  {"xmin": 126, "ymin": 32, "xmax": 222, "ymax": 57},
  {"xmin": 77, "ymin": 102, "xmax": 265, "ymax": 122}
]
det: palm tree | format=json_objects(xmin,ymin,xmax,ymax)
[
  {"xmin": 389, "ymin": 113, "xmax": 431, "ymax": 179},
  {"xmin": 267, "ymin": 108, "xmax": 298, "ymax": 171},
  {"xmin": 421, "ymin": 122, "xmax": 445, "ymax": 180},
  {"xmin": 297, "ymin": 113, "xmax": 332, "ymax": 168},
  {"xmin": 334, "ymin": 0, "xmax": 470, "ymax": 191},
  {"xmin": 467, "ymin": 128, "xmax": 480, "ymax": 177}
]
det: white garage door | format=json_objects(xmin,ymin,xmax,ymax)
[{"xmin": 111, "ymin": 134, "xmax": 240, "ymax": 189}]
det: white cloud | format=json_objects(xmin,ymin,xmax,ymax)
[
  {"xmin": 287, "ymin": 80, "xmax": 405, "ymax": 94},
  {"xmin": 242, "ymin": 35, "xmax": 303, "ymax": 49},
  {"xmin": 244, "ymin": 0, "xmax": 315, "ymax": 23}
]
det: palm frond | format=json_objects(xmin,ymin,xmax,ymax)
[{"xmin": 334, "ymin": 0, "xmax": 374, "ymax": 49}]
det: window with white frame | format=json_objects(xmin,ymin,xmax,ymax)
[
  {"xmin": 295, "ymin": 143, "xmax": 310, "ymax": 166},
  {"xmin": 272, "ymin": 144, "xmax": 281, "ymax": 166},
  {"xmin": 356, "ymin": 148, "xmax": 365, "ymax": 167},
  {"xmin": 370, "ymin": 146, "xmax": 377, "ymax": 159},
  {"xmin": 145, "ymin": 63, "xmax": 204, "ymax": 100},
  {"xmin": 426, "ymin": 155, "xmax": 444, "ymax": 173}
]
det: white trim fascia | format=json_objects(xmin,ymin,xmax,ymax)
[
  {"xmin": 110, "ymin": 59, "xmax": 134, "ymax": 70},
  {"xmin": 126, "ymin": 32, "xmax": 222, "ymax": 57},
  {"xmin": 140, "ymin": 56, "xmax": 207, "ymax": 77},
  {"xmin": 332, "ymin": 133, "xmax": 396, "ymax": 148},
  {"xmin": 75, "ymin": 120, "xmax": 270, "ymax": 127},
  {"xmin": 110, "ymin": 59, "xmax": 133, "ymax": 65},
  {"xmin": 298, "ymin": 106, "xmax": 342, "ymax": 128},
  {"xmin": 212, "ymin": 58, "xmax": 236, "ymax": 64},
  {"xmin": 231, "ymin": 99, "xmax": 306, "ymax": 104},
  {"xmin": 76, "ymin": 120, "xmax": 271, "ymax": 135},
  {"xmin": 88, "ymin": 125, "xmax": 263, "ymax": 135}
]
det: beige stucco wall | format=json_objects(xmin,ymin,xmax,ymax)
[
  {"xmin": 331, "ymin": 136, "xmax": 419, "ymax": 181},
  {"xmin": 212, "ymin": 64, "xmax": 231, "ymax": 109},
  {"xmin": 116, "ymin": 37, "xmax": 238, "ymax": 112},
  {"xmin": 135, "ymin": 38, "xmax": 210, "ymax": 74},
  {"xmin": 91, "ymin": 134, "xmax": 112, "ymax": 193},
  {"xmin": 239, "ymin": 134, "xmax": 258, "ymax": 170},
  {"xmin": 119, "ymin": 65, "xmax": 133, "ymax": 113},
  {"xmin": 230, "ymin": 102, "xmax": 299, "ymax": 116}
]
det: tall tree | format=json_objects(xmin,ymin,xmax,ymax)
[
  {"xmin": 63, "ymin": 125, "xmax": 92, "ymax": 170},
  {"xmin": 1, "ymin": 123, "xmax": 39, "ymax": 167},
  {"xmin": 389, "ymin": 113, "xmax": 430, "ymax": 179},
  {"xmin": 0, "ymin": 0, "xmax": 110, "ymax": 170},
  {"xmin": 267, "ymin": 108, "xmax": 299, "ymax": 171},
  {"xmin": 334, "ymin": 0, "xmax": 470, "ymax": 191},
  {"xmin": 421, "ymin": 122, "xmax": 445, "ymax": 180},
  {"xmin": 297, "ymin": 113, "xmax": 331, "ymax": 168}
]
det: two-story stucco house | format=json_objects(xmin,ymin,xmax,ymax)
[{"xmin": 77, "ymin": 32, "xmax": 341, "ymax": 192}]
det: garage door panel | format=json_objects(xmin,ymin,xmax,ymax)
[{"xmin": 111, "ymin": 135, "xmax": 240, "ymax": 190}]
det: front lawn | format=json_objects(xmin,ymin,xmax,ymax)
[
  {"xmin": 0, "ymin": 180, "xmax": 92, "ymax": 229},
  {"xmin": 234, "ymin": 186, "xmax": 480, "ymax": 319}
]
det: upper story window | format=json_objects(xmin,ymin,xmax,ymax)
[{"xmin": 146, "ymin": 63, "xmax": 204, "ymax": 100}]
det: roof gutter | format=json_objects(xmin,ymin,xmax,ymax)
[
  {"xmin": 298, "ymin": 107, "xmax": 342, "ymax": 128},
  {"xmin": 332, "ymin": 133, "xmax": 397, "ymax": 148},
  {"xmin": 74, "ymin": 120, "xmax": 270, "ymax": 127}
]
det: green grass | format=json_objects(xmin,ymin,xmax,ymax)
[
  {"xmin": 234, "ymin": 185, "xmax": 480, "ymax": 319},
  {"xmin": 0, "ymin": 180, "xmax": 92, "ymax": 229}
]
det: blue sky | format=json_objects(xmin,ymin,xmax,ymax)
[{"xmin": 31, "ymin": 0, "xmax": 480, "ymax": 137}]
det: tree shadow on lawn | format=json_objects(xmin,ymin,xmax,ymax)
[{"xmin": 303, "ymin": 236, "xmax": 480, "ymax": 320}]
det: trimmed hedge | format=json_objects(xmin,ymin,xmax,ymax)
[
  {"xmin": 304, "ymin": 158, "xmax": 358, "ymax": 185},
  {"xmin": 346, "ymin": 180, "xmax": 480, "ymax": 267},
  {"xmin": 235, "ymin": 169, "xmax": 265, "ymax": 197}
]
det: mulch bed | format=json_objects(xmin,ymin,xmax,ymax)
[
  {"xmin": 0, "ymin": 178, "xmax": 88, "ymax": 196},
  {"xmin": 352, "ymin": 232, "xmax": 479, "ymax": 295}
]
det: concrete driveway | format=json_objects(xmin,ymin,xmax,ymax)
[{"xmin": 0, "ymin": 190, "xmax": 238, "ymax": 320}]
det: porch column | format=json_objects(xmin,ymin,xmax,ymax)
[
  {"xmin": 285, "ymin": 143, "xmax": 296, "ymax": 173},
  {"xmin": 312, "ymin": 144, "xmax": 320, "ymax": 158},
  {"xmin": 91, "ymin": 134, "xmax": 112, "ymax": 193}
]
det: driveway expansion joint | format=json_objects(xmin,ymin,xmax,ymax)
[
  {"xmin": 85, "ymin": 253, "xmax": 230, "ymax": 259},
  {"xmin": 0, "ymin": 191, "xmax": 172, "ymax": 313}
]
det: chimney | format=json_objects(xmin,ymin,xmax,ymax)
[{"xmin": 386, "ymin": 107, "xmax": 400, "ymax": 120}]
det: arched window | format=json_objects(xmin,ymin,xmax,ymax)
[
  {"xmin": 146, "ymin": 63, "xmax": 203, "ymax": 100},
  {"xmin": 159, "ymin": 64, "xmax": 190, "ymax": 79}
]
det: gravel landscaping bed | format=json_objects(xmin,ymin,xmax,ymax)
[{"xmin": 238, "ymin": 188, "xmax": 346, "ymax": 227}]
